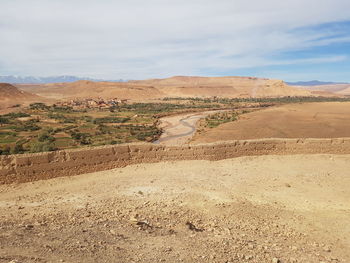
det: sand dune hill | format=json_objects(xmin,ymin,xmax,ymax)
[
  {"xmin": 17, "ymin": 76, "xmax": 312, "ymax": 101},
  {"xmin": 0, "ymin": 83, "xmax": 43, "ymax": 107}
]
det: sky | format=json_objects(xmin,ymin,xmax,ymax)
[{"xmin": 0, "ymin": 0, "xmax": 350, "ymax": 82}]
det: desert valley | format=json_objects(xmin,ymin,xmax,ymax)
[
  {"xmin": 0, "ymin": 75, "xmax": 350, "ymax": 263},
  {"xmin": 2, "ymin": 1, "xmax": 350, "ymax": 262}
]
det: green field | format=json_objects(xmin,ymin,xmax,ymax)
[{"xmin": 0, "ymin": 102, "xmax": 220, "ymax": 155}]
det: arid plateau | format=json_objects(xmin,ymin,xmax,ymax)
[{"xmin": 1, "ymin": 76, "xmax": 350, "ymax": 263}]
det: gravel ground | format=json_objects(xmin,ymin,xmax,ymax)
[{"xmin": 0, "ymin": 154, "xmax": 349, "ymax": 263}]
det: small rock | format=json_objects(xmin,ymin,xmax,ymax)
[
  {"xmin": 24, "ymin": 224, "xmax": 34, "ymax": 230},
  {"xmin": 272, "ymin": 258, "xmax": 280, "ymax": 263},
  {"xmin": 323, "ymin": 246, "xmax": 331, "ymax": 252},
  {"xmin": 185, "ymin": 222, "xmax": 203, "ymax": 232},
  {"xmin": 285, "ymin": 183, "xmax": 291, "ymax": 188},
  {"xmin": 245, "ymin": 255, "xmax": 253, "ymax": 260},
  {"xmin": 129, "ymin": 216, "xmax": 138, "ymax": 223}
]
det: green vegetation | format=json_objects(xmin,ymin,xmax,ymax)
[
  {"xmin": 0, "ymin": 102, "xmax": 172, "ymax": 154},
  {"xmin": 29, "ymin": 102, "xmax": 50, "ymax": 110},
  {"xmin": 0, "ymin": 117, "xmax": 9, "ymax": 125},
  {"xmin": 93, "ymin": 116, "xmax": 130, "ymax": 124},
  {"xmin": 30, "ymin": 141, "xmax": 56, "ymax": 153},
  {"xmin": 204, "ymin": 111, "xmax": 240, "ymax": 128},
  {"xmin": 13, "ymin": 120, "xmax": 41, "ymax": 132},
  {"xmin": 2, "ymin": 97, "xmax": 349, "ymax": 155},
  {"xmin": 119, "ymin": 102, "xmax": 219, "ymax": 115},
  {"xmin": 3, "ymin": 112, "xmax": 31, "ymax": 118}
]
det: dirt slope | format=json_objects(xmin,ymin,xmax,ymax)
[
  {"xmin": 192, "ymin": 102, "xmax": 350, "ymax": 143},
  {"xmin": 0, "ymin": 83, "xmax": 43, "ymax": 108},
  {"xmin": 0, "ymin": 154, "xmax": 349, "ymax": 262},
  {"xmin": 17, "ymin": 76, "xmax": 312, "ymax": 100}
]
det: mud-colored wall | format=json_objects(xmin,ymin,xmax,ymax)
[{"xmin": 1, "ymin": 138, "xmax": 350, "ymax": 184}]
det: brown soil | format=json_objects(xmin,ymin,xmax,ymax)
[
  {"xmin": 192, "ymin": 102, "xmax": 350, "ymax": 143},
  {"xmin": 0, "ymin": 154, "xmax": 349, "ymax": 262}
]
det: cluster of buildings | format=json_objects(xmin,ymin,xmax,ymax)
[{"xmin": 55, "ymin": 97, "xmax": 128, "ymax": 109}]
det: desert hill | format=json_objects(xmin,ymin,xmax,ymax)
[
  {"xmin": 296, "ymin": 83, "xmax": 350, "ymax": 96},
  {"xmin": 0, "ymin": 83, "xmax": 43, "ymax": 108},
  {"xmin": 17, "ymin": 76, "xmax": 312, "ymax": 101},
  {"xmin": 17, "ymin": 81, "xmax": 164, "ymax": 101},
  {"xmin": 131, "ymin": 76, "xmax": 312, "ymax": 98}
]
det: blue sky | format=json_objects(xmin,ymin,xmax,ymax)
[{"xmin": 0, "ymin": 0, "xmax": 350, "ymax": 82}]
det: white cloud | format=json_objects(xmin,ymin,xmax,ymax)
[{"xmin": 0, "ymin": 0, "xmax": 350, "ymax": 79}]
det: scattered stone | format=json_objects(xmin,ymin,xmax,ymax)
[
  {"xmin": 272, "ymin": 258, "xmax": 280, "ymax": 263},
  {"xmin": 24, "ymin": 224, "xmax": 34, "ymax": 230},
  {"xmin": 248, "ymin": 243, "xmax": 254, "ymax": 249},
  {"xmin": 130, "ymin": 216, "xmax": 138, "ymax": 223},
  {"xmin": 136, "ymin": 220, "xmax": 152, "ymax": 230},
  {"xmin": 285, "ymin": 183, "xmax": 291, "ymax": 187},
  {"xmin": 245, "ymin": 255, "xmax": 253, "ymax": 260},
  {"xmin": 185, "ymin": 222, "xmax": 203, "ymax": 232},
  {"xmin": 323, "ymin": 246, "xmax": 331, "ymax": 252}
]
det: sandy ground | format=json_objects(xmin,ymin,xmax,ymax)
[
  {"xmin": 192, "ymin": 102, "xmax": 350, "ymax": 143},
  {"xmin": 1, "ymin": 154, "xmax": 349, "ymax": 263},
  {"xmin": 155, "ymin": 110, "xmax": 227, "ymax": 145}
]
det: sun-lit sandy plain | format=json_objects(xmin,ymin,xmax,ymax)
[{"xmin": 192, "ymin": 102, "xmax": 350, "ymax": 143}]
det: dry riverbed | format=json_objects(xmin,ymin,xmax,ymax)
[{"xmin": 155, "ymin": 110, "xmax": 228, "ymax": 145}]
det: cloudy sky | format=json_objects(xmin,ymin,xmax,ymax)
[{"xmin": 1, "ymin": 0, "xmax": 350, "ymax": 81}]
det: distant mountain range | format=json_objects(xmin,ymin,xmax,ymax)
[
  {"xmin": 287, "ymin": 80, "xmax": 348, "ymax": 86},
  {"xmin": 0, "ymin": 75, "xmax": 125, "ymax": 84}
]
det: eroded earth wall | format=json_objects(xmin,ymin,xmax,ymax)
[{"xmin": 1, "ymin": 138, "xmax": 350, "ymax": 184}]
